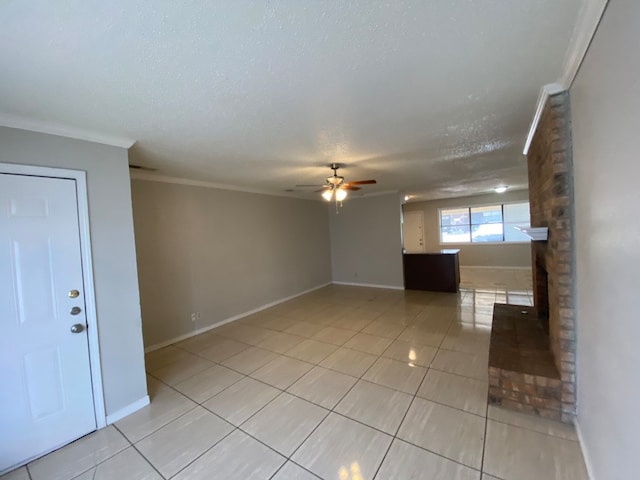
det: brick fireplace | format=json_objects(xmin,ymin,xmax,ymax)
[{"xmin": 489, "ymin": 91, "xmax": 577, "ymax": 423}]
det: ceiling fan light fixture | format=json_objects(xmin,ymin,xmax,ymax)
[
  {"xmin": 297, "ymin": 164, "xmax": 375, "ymax": 206},
  {"xmin": 322, "ymin": 189, "xmax": 334, "ymax": 201},
  {"xmin": 335, "ymin": 188, "xmax": 348, "ymax": 201},
  {"xmin": 327, "ymin": 175, "xmax": 343, "ymax": 186}
]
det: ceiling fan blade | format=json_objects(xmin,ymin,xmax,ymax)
[
  {"xmin": 295, "ymin": 184, "xmax": 326, "ymax": 187},
  {"xmin": 346, "ymin": 179, "xmax": 377, "ymax": 185},
  {"xmin": 341, "ymin": 186, "xmax": 361, "ymax": 191},
  {"xmin": 129, "ymin": 164, "xmax": 157, "ymax": 172}
]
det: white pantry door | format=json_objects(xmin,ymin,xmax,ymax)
[
  {"xmin": 402, "ymin": 211, "xmax": 425, "ymax": 253},
  {"xmin": 0, "ymin": 173, "xmax": 96, "ymax": 472}
]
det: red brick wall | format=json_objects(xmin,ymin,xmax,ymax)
[{"xmin": 527, "ymin": 91, "xmax": 576, "ymax": 422}]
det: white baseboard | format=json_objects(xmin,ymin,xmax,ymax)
[
  {"xmin": 332, "ymin": 281, "xmax": 405, "ymax": 291},
  {"xmin": 106, "ymin": 395, "xmax": 150, "ymax": 425},
  {"xmin": 460, "ymin": 265, "xmax": 532, "ymax": 270},
  {"xmin": 144, "ymin": 282, "xmax": 331, "ymax": 353},
  {"xmin": 145, "ymin": 322, "xmax": 233, "ymax": 353},
  {"xmin": 575, "ymin": 420, "xmax": 596, "ymax": 480}
]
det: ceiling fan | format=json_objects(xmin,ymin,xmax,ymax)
[
  {"xmin": 296, "ymin": 163, "xmax": 377, "ymax": 203},
  {"xmin": 128, "ymin": 164, "xmax": 157, "ymax": 172}
]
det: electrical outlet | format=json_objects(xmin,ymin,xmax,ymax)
[
  {"xmin": 191, "ymin": 313, "xmax": 197, "ymax": 322},
  {"xmin": 196, "ymin": 312, "xmax": 201, "ymax": 320}
]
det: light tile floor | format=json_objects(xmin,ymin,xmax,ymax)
[{"xmin": 4, "ymin": 272, "xmax": 589, "ymax": 480}]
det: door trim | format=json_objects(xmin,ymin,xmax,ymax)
[{"xmin": 0, "ymin": 162, "xmax": 106, "ymax": 429}]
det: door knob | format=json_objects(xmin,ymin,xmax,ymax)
[
  {"xmin": 70, "ymin": 323, "xmax": 85, "ymax": 334},
  {"xmin": 70, "ymin": 306, "xmax": 82, "ymax": 315},
  {"xmin": 68, "ymin": 289, "xmax": 80, "ymax": 298}
]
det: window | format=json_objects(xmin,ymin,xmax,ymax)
[
  {"xmin": 470, "ymin": 205, "xmax": 503, "ymax": 242},
  {"xmin": 440, "ymin": 202, "xmax": 530, "ymax": 244},
  {"xmin": 503, "ymin": 203, "xmax": 531, "ymax": 242}
]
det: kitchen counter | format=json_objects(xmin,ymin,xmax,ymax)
[{"xmin": 403, "ymin": 250, "xmax": 460, "ymax": 292}]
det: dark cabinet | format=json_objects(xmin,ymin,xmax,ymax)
[{"xmin": 403, "ymin": 250, "xmax": 460, "ymax": 293}]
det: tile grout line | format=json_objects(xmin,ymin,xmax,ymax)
[
  {"xmin": 163, "ymin": 427, "xmax": 238, "ymax": 479},
  {"xmin": 212, "ymin": 296, "xmax": 419, "ymax": 479},
  {"xmin": 479, "ymin": 391, "xmax": 490, "ymax": 477},
  {"xmin": 142, "ymin": 286, "xmax": 542, "ymax": 479},
  {"xmin": 266, "ymin": 460, "xmax": 322, "ymax": 480},
  {"xmin": 328, "ymin": 299, "xmax": 446, "ymax": 478},
  {"xmin": 261, "ymin": 300, "xmax": 427, "ymax": 479},
  {"xmin": 389, "ymin": 300, "xmax": 455, "ymax": 470},
  {"xmin": 31, "ymin": 428, "xmax": 132, "ymax": 480},
  {"xmin": 146, "ymin": 362, "xmax": 265, "ymax": 477},
  {"xmin": 263, "ymin": 309, "xmax": 407, "ymax": 477},
  {"xmin": 149, "ymin": 355, "xmax": 281, "ymax": 475},
  {"xmin": 36, "ymin": 430, "xmax": 131, "ymax": 480},
  {"xmin": 449, "ymin": 290, "xmax": 492, "ymax": 477},
  {"xmin": 155, "ymin": 314, "xmax": 572, "ymax": 477},
  {"xmin": 23, "ymin": 285, "xmax": 534, "ymax": 480},
  {"xmin": 112, "ymin": 424, "xmax": 168, "ymax": 480},
  {"xmin": 481, "ymin": 413, "xmax": 580, "ymax": 443},
  {"xmin": 153, "ymin": 302, "xmax": 480, "ymax": 386},
  {"xmin": 372, "ymin": 302, "xmax": 484, "ymax": 479}
]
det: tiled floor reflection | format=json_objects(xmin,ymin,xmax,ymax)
[
  {"xmin": 5, "ymin": 275, "xmax": 588, "ymax": 480},
  {"xmin": 460, "ymin": 266, "xmax": 534, "ymax": 309}
]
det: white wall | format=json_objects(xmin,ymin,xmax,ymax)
[
  {"xmin": 131, "ymin": 179, "xmax": 332, "ymax": 348},
  {"xmin": 403, "ymin": 190, "xmax": 532, "ymax": 268},
  {"xmin": 0, "ymin": 127, "xmax": 147, "ymax": 417},
  {"xmin": 329, "ymin": 192, "xmax": 404, "ymax": 288},
  {"xmin": 571, "ymin": 1, "xmax": 640, "ymax": 478}
]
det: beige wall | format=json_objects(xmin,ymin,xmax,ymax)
[
  {"xmin": 0, "ymin": 127, "xmax": 146, "ymax": 417},
  {"xmin": 571, "ymin": 1, "xmax": 640, "ymax": 477},
  {"xmin": 329, "ymin": 192, "xmax": 404, "ymax": 288},
  {"xmin": 403, "ymin": 190, "xmax": 532, "ymax": 268},
  {"xmin": 131, "ymin": 179, "xmax": 332, "ymax": 348}
]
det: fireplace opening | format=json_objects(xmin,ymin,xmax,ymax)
[{"xmin": 532, "ymin": 243, "xmax": 549, "ymax": 329}]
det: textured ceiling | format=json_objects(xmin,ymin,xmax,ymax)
[{"xmin": 0, "ymin": 0, "xmax": 583, "ymax": 200}]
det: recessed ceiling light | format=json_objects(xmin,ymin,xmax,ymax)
[
  {"xmin": 494, "ymin": 186, "xmax": 508, "ymax": 193},
  {"xmin": 404, "ymin": 194, "xmax": 412, "ymax": 201}
]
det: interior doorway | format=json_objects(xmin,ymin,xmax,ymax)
[{"xmin": 402, "ymin": 210, "xmax": 425, "ymax": 253}]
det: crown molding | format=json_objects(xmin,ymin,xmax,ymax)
[
  {"xmin": 130, "ymin": 170, "xmax": 319, "ymax": 200},
  {"xmin": 130, "ymin": 170, "xmax": 392, "ymax": 201},
  {"xmin": 523, "ymin": 83, "xmax": 565, "ymax": 155},
  {"xmin": 0, "ymin": 113, "xmax": 136, "ymax": 149},
  {"xmin": 559, "ymin": 0, "xmax": 609, "ymax": 88},
  {"xmin": 523, "ymin": 0, "xmax": 608, "ymax": 156}
]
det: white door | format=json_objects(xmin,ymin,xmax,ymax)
[
  {"xmin": 402, "ymin": 211, "xmax": 425, "ymax": 253},
  {"xmin": 0, "ymin": 173, "xmax": 96, "ymax": 473}
]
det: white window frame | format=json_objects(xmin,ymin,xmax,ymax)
[{"xmin": 438, "ymin": 201, "xmax": 531, "ymax": 246}]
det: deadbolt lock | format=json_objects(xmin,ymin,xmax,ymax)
[{"xmin": 68, "ymin": 289, "xmax": 80, "ymax": 298}]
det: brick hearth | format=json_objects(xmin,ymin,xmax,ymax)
[{"xmin": 489, "ymin": 304, "xmax": 562, "ymax": 420}]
